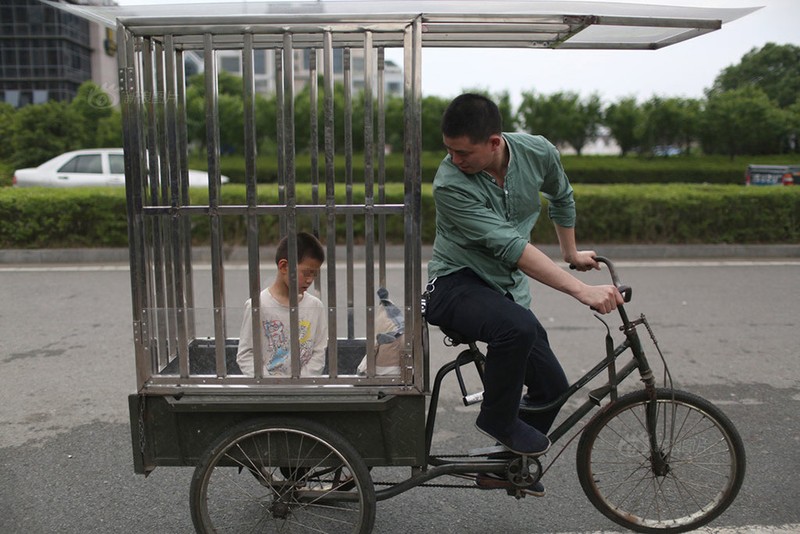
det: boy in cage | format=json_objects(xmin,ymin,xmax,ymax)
[{"xmin": 236, "ymin": 232, "xmax": 328, "ymax": 377}]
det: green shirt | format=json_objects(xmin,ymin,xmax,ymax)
[{"xmin": 427, "ymin": 132, "xmax": 575, "ymax": 309}]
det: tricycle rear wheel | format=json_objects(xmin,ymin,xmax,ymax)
[{"xmin": 190, "ymin": 416, "xmax": 376, "ymax": 533}]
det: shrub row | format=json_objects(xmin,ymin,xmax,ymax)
[
  {"xmin": 3, "ymin": 153, "xmax": 788, "ymax": 188},
  {"xmin": 200, "ymin": 153, "xmax": 770, "ymax": 185},
  {"xmin": 0, "ymin": 188, "xmax": 129, "ymax": 248},
  {"xmin": 1, "ymin": 184, "xmax": 798, "ymax": 249}
]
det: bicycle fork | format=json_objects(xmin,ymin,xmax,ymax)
[{"xmin": 623, "ymin": 313, "xmax": 671, "ymax": 477}]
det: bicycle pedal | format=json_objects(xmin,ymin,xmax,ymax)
[
  {"xmin": 475, "ymin": 473, "xmax": 532, "ymax": 500},
  {"xmin": 463, "ymin": 391, "xmax": 484, "ymax": 406},
  {"xmin": 487, "ymin": 449, "xmax": 517, "ymax": 460},
  {"xmin": 468, "ymin": 444, "xmax": 508, "ymax": 457}
]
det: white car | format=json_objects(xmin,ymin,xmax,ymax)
[{"xmin": 13, "ymin": 148, "xmax": 230, "ymax": 187}]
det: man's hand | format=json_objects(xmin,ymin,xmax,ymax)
[
  {"xmin": 575, "ymin": 284, "xmax": 625, "ymax": 314},
  {"xmin": 565, "ymin": 250, "xmax": 600, "ymax": 272}
]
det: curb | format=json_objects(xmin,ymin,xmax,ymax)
[{"xmin": 2, "ymin": 244, "xmax": 799, "ymax": 264}]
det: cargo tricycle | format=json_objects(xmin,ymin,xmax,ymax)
[{"xmin": 63, "ymin": 1, "xmax": 755, "ymax": 532}]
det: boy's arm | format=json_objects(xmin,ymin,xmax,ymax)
[
  {"xmin": 236, "ymin": 299, "xmax": 256, "ymax": 377},
  {"xmin": 305, "ymin": 301, "xmax": 328, "ymax": 375}
]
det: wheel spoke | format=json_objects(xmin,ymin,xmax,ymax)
[
  {"xmin": 577, "ymin": 389, "xmax": 745, "ymax": 532},
  {"xmin": 191, "ymin": 418, "xmax": 375, "ymax": 533}
]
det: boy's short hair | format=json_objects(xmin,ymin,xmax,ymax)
[
  {"xmin": 275, "ymin": 232, "xmax": 325, "ymax": 265},
  {"xmin": 441, "ymin": 93, "xmax": 502, "ymax": 144}
]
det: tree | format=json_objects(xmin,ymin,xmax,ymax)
[
  {"xmin": 518, "ymin": 91, "xmax": 600, "ymax": 155},
  {"xmin": 639, "ymin": 97, "xmax": 701, "ymax": 155},
  {"xmin": 518, "ymin": 91, "xmax": 569, "ymax": 147},
  {"xmin": 565, "ymin": 93, "xmax": 602, "ymax": 156},
  {"xmin": 710, "ymin": 43, "xmax": 800, "ymax": 109},
  {"xmin": 700, "ymin": 86, "xmax": 789, "ymax": 159},
  {"xmin": 420, "ymin": 95, "xmax": 450, "ymax": 152},
  {"xmin": 787, "ymin": 100, "xmax": 800, "ymax": 153},
  {"xmin": 603, "ymin": 97, "xmax": 643, "ymax": 157},
  {"xmin": 11, "ymin": 100, "xmax": 83, "ymax": 168},
  {"xmin": 0, "ymin": 103, "xmax": 16, "ymax": 160},
  {"xmin": 95, "ymin": 110, "xmax": 123, "ymax": 147},
  {"xmin": 383, "ymin": 94, "xmax": 406, "ymax": 153},
  {"xmin": 185, "ymin": 71, "xmax": 248, "ymax": 154},
  {"xmin": 69, "ymin": 81, "xmax": 114, "ymax": 147},
  {"xmin": 291, "ymin": 80, "xmax": 368, "ymax": 156},
  {"xmin": 674, "ymin": 98, "xmax": 702, "ymax": 155},
  {"xmin": 254, "ymin": 92, "xmax": 278, "ymax": 155}
]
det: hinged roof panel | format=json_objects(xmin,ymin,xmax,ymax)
[{"xmin": 46, "ymin": 0, "xmax": 759, "ymax": 49}]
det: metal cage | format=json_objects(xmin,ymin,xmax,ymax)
[{"xmin": 117, "ymin": 13, "xmax": 426, "ymax": 395}]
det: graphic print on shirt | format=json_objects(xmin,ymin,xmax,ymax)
[{"xmin": 262, "ymin": 318, "xmax": 313, "ymax": 375}]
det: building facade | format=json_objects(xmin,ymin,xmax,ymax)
[
  {"xmin": 1, "ymin": 0, "xmax": 402, "ymax": 109},
  {"xmin": 0, "ymin": 0, "xmax": 117, "ymax": 108},
  {"xmin": 198, "ymin": 47, "xmax": 403, "ymax": 98}
]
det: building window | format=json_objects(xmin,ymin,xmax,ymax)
[
  {"xmin": 220, "ymin": 55, "xmax": 241, "ymax": 74},
  {"xmin": 333, "ymin": 48, "xmax": 343, "ymax": 74},
  {"xmin": 5, "ymin": 90, "xmax": 21, "ymax": 107},
  {"xmin": 254, "ymin": 49, "xmax": 267, "ymax": 75}
]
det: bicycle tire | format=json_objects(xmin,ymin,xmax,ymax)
[
  {"xmin": 576, "ymin": 388, "xmax": 745, "ymax": 533},
  {"xmin": 190, "ymin": 417, "xmax": 376, "ymax": 534}
]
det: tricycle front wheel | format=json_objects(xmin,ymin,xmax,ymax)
[
  {"xmin": 576, "ymin": 388, "xmax": 745, "ymax": 533},
  {"xmin": 190, "ymin": 416, "xmax": 376, "ymax": 533}
]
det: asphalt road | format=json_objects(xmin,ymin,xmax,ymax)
[{"xmin": 1, "ymin": 258, "xmax": 798, "ymax": 533}]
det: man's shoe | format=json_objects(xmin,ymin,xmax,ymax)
[
  {"xmin": 475, "ymin": 414, "xmax": 551, "ymax": 456},
  {"xmin": 475, "ymin": 473, "xmax": 546, "ymax": 497}
]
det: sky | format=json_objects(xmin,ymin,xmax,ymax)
[{"xmin": 113, "ymin": 0, "xmax": 800, "ymax": 106}]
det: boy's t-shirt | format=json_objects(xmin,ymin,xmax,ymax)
[{"xmin": 236, "ymin": 288, "xmax": 327, "ymax": 377}]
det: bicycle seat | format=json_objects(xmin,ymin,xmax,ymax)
[{"xmin": 440, "ymin": 326, "xmax": 476, "ymax": 346}]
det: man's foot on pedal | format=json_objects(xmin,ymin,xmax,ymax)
[
  {"xmin": 475, "ymin": 473, "xmax": 546, "ymax": 497},
  {"xmin": 475, "ymin": 414, "xmax": 551, "ymax": 456}
]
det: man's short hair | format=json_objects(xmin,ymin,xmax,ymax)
[
  {"xmin": 441, "ymin": 93, "xmax": 502, "ymax": 144},
  {"xmin": 275, "ymin": 232, "xmax": 325, "ymax": 265}
]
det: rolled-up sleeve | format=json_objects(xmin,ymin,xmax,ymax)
[
  {"xmin": 236, "ymin": 298, "xmax": 255, "ymax": 377},
  {"xmin": 541, "ymin": 147, "xmax": 576, "ymax": 228}
]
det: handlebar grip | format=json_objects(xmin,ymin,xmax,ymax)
[
  {"xmin": 618, "ymin": 284, "xmax": 632, "ymax": 303},
  {"xmin": 569, "ymin": 257, "xmax": 632, "ymax": 303}
]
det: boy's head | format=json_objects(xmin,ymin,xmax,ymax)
[{"xmin": 275, "ymin": 232, "xmax": 325, "ymax": 295}]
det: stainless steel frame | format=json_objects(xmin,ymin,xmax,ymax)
[
  {"xmin": 118, "ymin": 14, "xmax": 425, "ymax": 395},
  {"xmin": 109, "ymin": 2, "xmax": 756, "ymax": 398}
]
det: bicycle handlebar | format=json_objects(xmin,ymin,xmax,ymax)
[{"xmin": 570, "ymin": 256, "xmax": 632, "ymax": 303}]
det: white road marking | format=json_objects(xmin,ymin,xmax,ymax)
[
  {"xmin": 556, "ymin": 527, "xmax": 800, "ymax": 534},
  {"xmin": 2, "ymin": 259, "xmax": 799, "ymax": 273}
]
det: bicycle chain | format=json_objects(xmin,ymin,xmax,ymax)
[
  {"xmin": 374, "ymin": 480, "xmax": 481, "ymax": 490},
  {"xmin": 372, "ymin": 454, "xmax": 497, "ymax": 490}
]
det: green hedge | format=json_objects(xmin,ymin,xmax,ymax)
[
  {"xmin": 0, "ymin": 188, "xmax": 129, "ymax": 248},
  {"xmin": 562, "ymin": 157, "xmax": 741, "ymax": 185},
  {"xmin": 201, "ymin": 153, "xmax": 779, "ymax": 185},
  {"xmin": 543, "ymin": 184, "xmax": 800, "ymax": 244},
  {"xmin": 196, "ymin": 152, "xmax": 446, "ymax": 185},
  {"xmin": 1, "ymin": 184, "xmax": 798, "ymax": 249},
  {"xmin": 4, "ymin": 153, "xmax": 792, "ymax": 188}
]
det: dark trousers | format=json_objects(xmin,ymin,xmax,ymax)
[{"xmin": 425, "ymin": 268, "xmax": 569, "ymax": 433}]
